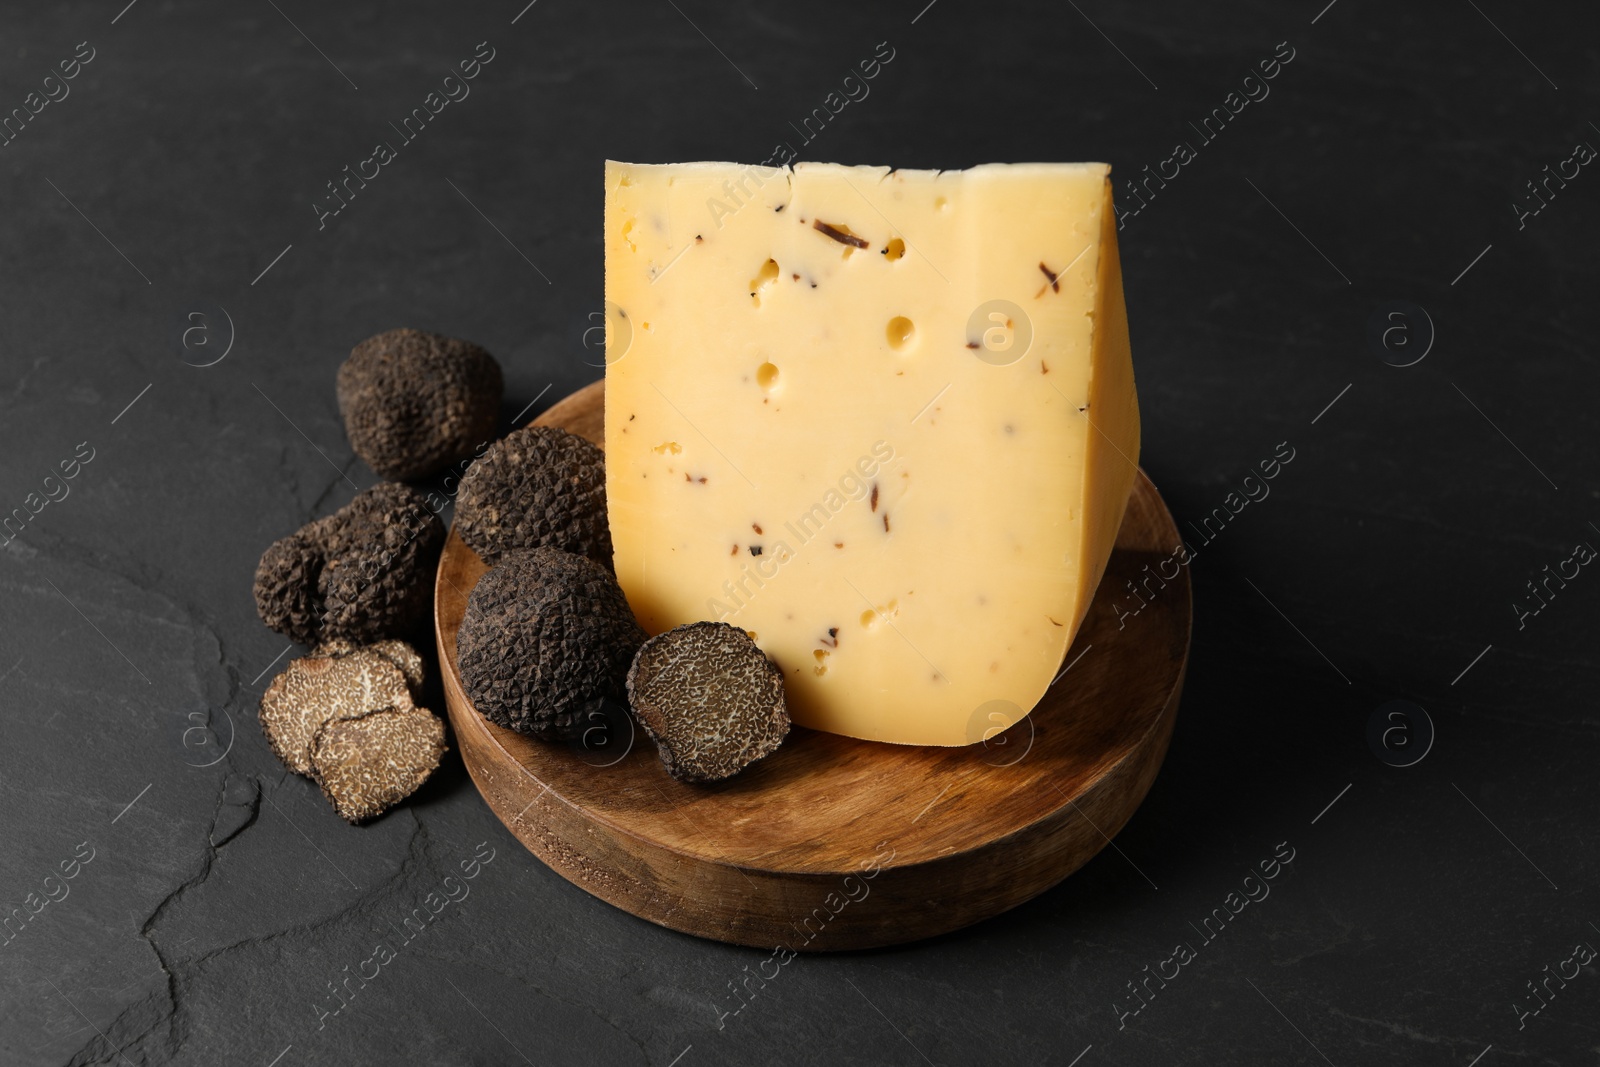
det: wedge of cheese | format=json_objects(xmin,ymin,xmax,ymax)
[{"xmin": 604, "ymin": 161, "xmax": 1139, "ymax": 747}]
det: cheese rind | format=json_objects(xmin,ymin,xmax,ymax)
[{"xmin": 604, "ymin": 161, "xmax": 1140, "ymax": 747}]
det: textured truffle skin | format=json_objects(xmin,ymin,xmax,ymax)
[
  {"xmin": 456, "ymin": 547, "xmax": 645, "ymax": 740},
  {"xmin": 310, "ymin": 704, "xmax": 446, "ymax": 824},
  {"xmin": 252, "ymin": 529, "xmax": 325, "ymax": 645},
  {"xmin": 317, "ymin": 483, "xmax": 445, "ymax": 641},
  {"xmin": 454, "ymin": 426, "xmax": 612, "ymax": 566},
  {"xmin": 253, "ymin": 482, "xmax": 444, "ymax": 645},
  {"xmin": 337, "ymin": 327, "xmax": 503, "ymax": 480},
  {"xmin": 627, "ymin": 622, "xmax": 790, "ymax": 783}
]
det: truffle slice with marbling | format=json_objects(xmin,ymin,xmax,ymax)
[
  {"xmin": 626, "ymin": 622, "xmax": 790, "ymax": 783},
  {"xmin": 337, "ymin": 327, "xmax": 503, "ymax": 481},
  {"xmin": 309, "ymin": 704, "xmax": 447, "ymax": 823},
  {"xmin": 313, "ymin": 638, "xmax": 426, "ymax": 692},
  {"xmin": 259, "ymin": 645, "xmax": 418, "ymax": 775}
]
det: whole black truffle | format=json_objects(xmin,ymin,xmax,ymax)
[
  {"xmin": 626, "ymin": 622, "xmax": 789, "ymax": 783},
  {"xmin": 454, "ymin": 426, "xmax": 612, "ymax": 566},
  {"xmin": 253, "ymin": 483, "xmax": 444, "ymax": 645},
  {"xmin": 252, "ymin": 526, "xmax": 326, "ymax": 646},
  {"xmin": 456, "ymin": 547, "xmax": 644, "ymax": 740},
  {"xmin": 337, "ymin": 327, "xmax": 503, "ymax": 481}
]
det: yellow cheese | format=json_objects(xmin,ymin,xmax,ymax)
[{"xmin": 604, "ymin": 160, "xmax": 1140, "ymax": 747}]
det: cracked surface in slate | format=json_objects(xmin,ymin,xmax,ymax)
[{"xmin": 1, "ymin": 0, "xmax": 1597, "ymax": 1064}]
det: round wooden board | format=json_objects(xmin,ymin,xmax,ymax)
[{"xmin": 434, "ymin": 380, "xmax": 1190, "ymax": 951}]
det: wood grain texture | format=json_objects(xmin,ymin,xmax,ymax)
[{"xmin": 434, "ymin": 380, "xmax": 1190, "ymax": 951}]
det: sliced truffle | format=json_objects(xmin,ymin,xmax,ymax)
[
  {"xmin": 454, "ymin": 426, "xmax": 611, "ymax": 566},
  {"xmin": 253, "ymin": 482, "xmax": 444, "ymax": 645},
  {"xmin": 259, "ymin": 639, "xmax": 446, "ymax": 822},
  {"xmin": 309, "ymin": 704, "xmax": 447, "ymax": 823},
  {"xmin": 259, "ymin": 646, "xmax": 417, "ymax": 775},
  {"xmin": 313, "ymin": 638, "xmax": 425, "ymax": 692},
  {"xmin": 337, "ymin": 327, "xmax": 503, "ymax": 481},
  {"xmin": 361, "ymin": 640, "xmax": 425, "ymax": 691},
  {"xmin": 456, "ymin": 547, "xmax": 644, "ymax": 740},
  {"xmin": 626, "ymin": 622, "xmax": 789, "ymax": 783}
]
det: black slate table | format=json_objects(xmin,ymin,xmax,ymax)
[{"xmin": 2, "ymin": 1, "xmax": 1596, "ymax": 1064}]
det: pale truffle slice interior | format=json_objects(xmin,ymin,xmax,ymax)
[
  {"xmin": 626, "ymin": 621, "xmax": 790, "ymax": 783},
  {"xmin": 312, "ymin": 638, "xmax": 426, "ymax": 691},
  {"xmin": 259, "ymin": 648, "xmax": 416, "ymax": 775},
  {"xmin": 353, "ymin": 640, "xmax": 425, "ymax": 692},
  {"xmin": 309, "ymin": 704, "xmax": 447, "ymax": 823}
]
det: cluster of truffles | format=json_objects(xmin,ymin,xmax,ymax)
[
  {"xmin": 455, "ymin": 434, "xmax": 793, "ymax": 783},
  {"xmin": 252, "ymin": 321, "xmax": 796, "ymax": 820},
  {"xmin": 250, "ymin": 327, "xmax": 502, "ymax": 823},
  {"xmin": 254, "ymin": 482, "xmax": 444, "ymax": 645},
  {"xmin": 259, "ymin": 641, "xmax": 446, "ymax": 823}
]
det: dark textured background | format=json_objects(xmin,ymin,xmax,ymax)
[{"xmin": 2, "ymin": 0, "xmax": 1596, "ymax": 1064}]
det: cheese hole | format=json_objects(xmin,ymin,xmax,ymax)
[
  {"xmin": 934, "ymin": 196, "xmax": 949, "ymax": 211},
  {"xmin": 859, "ymin": 599, "xmax": 898, "ymax": 628},
  {"xmin": 886, "ymin": 316, "xmax": 916, "ymax": 351},
  {"xmin": 621, "ymin": 218, "xmax": 637, "ymax": 252},
  {"xmin": 756, "ymin": 362, "xmax": 780, "ymax": 391},
  {"xmin": 813, "ymin": 650, "xmax": 829, "ymax": 676},
  {"xmin": 883, "ymin": 238, "xmax": 905, "ymax": 262},
  {"xmin": 749, "ymin": 258, "xmax": 780, "ymax": 307}
]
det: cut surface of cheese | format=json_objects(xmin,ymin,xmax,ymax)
[{"xmin": 604, "ymin": 160, "xmax": 1140, "ymax": 747}]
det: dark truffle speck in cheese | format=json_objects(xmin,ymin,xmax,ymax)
[
  {"xmin": 337, "ymin": 327, "xmax": 503, "ymax": 481},
  {"xmin": 456, "ymin": 547, "xmax": 645, "ymax": 740}
]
